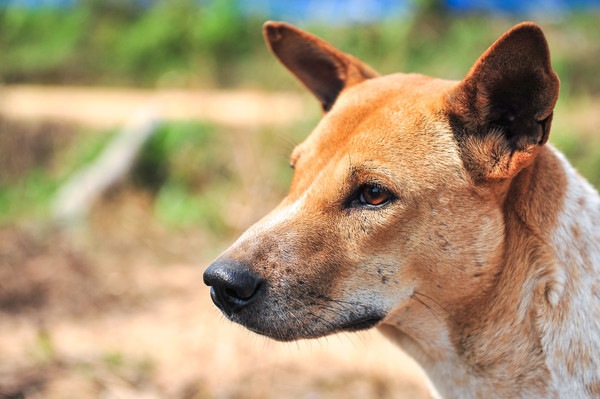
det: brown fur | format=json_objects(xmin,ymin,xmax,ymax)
[{"xmin": 203, "ymin": 21, "xmax": 600, "ymax": 398}]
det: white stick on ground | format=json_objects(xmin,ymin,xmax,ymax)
[{"xmin": 52, "ymin": 107, "xmax": 161, "ymax": 224}]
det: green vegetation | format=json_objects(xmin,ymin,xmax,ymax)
[
  {"xmin": 0, "ymin": 125, "xmax": 114, "ymax": 221},
  {"xmin": 137, "ymin": 122, "xmax": 237, "ymax": 233},
  {"xmin": 0, "ymin": 0, "xmax": 263, "ymax": 87},
  {"xmin": 133, "ymin": 121, "xmax": 300, "ymax": 235},
  {"xmin": 0, "ymin": 2, "xmax": 599, "ymax": 97},
  {"xmin": 552, "ymin": 99, "xmax": 600, "ymax": 189},
  {"xmin": 0, "ymin": 119, "xmax": 302, "ymax": 237}
]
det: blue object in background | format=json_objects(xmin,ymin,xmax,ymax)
[
  {"xmin": 239, "ymin": 0, "xmax": 411, "ymax": 24},
  {"xmin": 0, "ymin": 0, "xmax": 75, "ymax": 6},
  {"xmin": 447, "ymin": 0, "xmax": 600, "ymax": 15},
  {"xmin": 0, "ymin": 0, "xmax": 599, "ymax": 20}
]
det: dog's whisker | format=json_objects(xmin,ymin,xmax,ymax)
[
  {"xmin": 413, "ymin": 291, "xmax": 450, "ymax": 316},
  {"xmin": 409, "ymin": 294, "xmax": 445, "ymax": 322}
]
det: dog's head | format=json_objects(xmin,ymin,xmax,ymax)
[{"xmin": 203, "ymin": 22, "xmax": 559, "ymax": 341}]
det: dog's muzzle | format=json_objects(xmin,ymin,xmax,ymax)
[{"xmin": 203, "ymin": 259, "xmax": 264, "ymax": 316}]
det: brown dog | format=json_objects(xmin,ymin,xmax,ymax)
[{"xmin": 204, "ymin": 22, "xmax": 600, "ymax": 398}]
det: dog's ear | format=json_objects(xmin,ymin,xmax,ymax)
[
  {"xmin": 447, "ymin": 22, "xmax": 560, "ymax": 182},
  {"xmin": 263, "ymin": 21, "xmax": 379, "ymax": 112}
]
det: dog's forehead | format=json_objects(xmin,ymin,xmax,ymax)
[{"xmin": 292, "ymin": 73, "xmax": 467, "ymax": 192}]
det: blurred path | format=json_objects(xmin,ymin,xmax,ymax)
[
  {"xmin": 1, "ymin": 85, "xmax": 598, "ymax": 138},
  {"xmin": 0, "ymin": 85, "xmax": 311, "ymax": 128}
]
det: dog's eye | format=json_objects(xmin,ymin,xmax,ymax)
[{"xmin": 359, "ymin": 184, "xmax": 392, "ymax": 207}]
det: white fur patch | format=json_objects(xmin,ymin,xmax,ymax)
[{"xmin": 540, "ymin": 146, "xmax": 600, "ymax": 398}]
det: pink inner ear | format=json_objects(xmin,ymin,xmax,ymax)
[{"xmin": 263, "ymin": 21, "xmax": 378, "ymax": 112}]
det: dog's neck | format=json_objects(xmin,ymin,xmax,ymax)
[{"xmin": 380, "ymin": 145, "xmax": 600, "ymax": 398}]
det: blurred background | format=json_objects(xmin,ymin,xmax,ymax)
[{"xmin": 0, "ymin": 0, "xmax": 599, "ymax": 398}]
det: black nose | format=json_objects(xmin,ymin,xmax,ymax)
[{"xmin": 203, "ymin": 259, "xmax": 263, "ymax": 315}]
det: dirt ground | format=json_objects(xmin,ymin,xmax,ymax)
[{"xmin": 0, "ymin": 86, "xmax": 431, "ymax": 399}]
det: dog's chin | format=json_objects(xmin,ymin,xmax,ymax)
[{"xmin": 233, "ymin": 314, "xmax": 385, "ymax": 342}]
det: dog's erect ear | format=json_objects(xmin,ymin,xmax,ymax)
[
  {"xmin": 263, "ymin": 21, "xmax": 379, "ymax": 112},
  {"xmin": 447, "ymin": 22, "xmax": 560, "ymax": 182}
]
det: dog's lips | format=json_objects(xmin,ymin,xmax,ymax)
[
  {"xmin": 240, "ymin": 317, "xmax": 384, "ymax": 341},
  {"xmin": 243, "ymin": 324, "xmax": 294, "ymax": 342},
  {"xmin": 228, "ymin": 310, "xmax": 385, "ymax": 341}
]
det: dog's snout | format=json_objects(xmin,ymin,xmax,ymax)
[{"xmin": 203, "ymin": 259, "xmax": 263, "ymax": 315}]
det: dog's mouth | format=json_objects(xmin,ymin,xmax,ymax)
[
  {"xmin": 234, "ymin": 311, "xmax": 385, "ymax": 342},
  {"xmin": 204, "ymin": 261, "xmax": 387, "ymax": 341}
]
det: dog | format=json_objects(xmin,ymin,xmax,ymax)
[{"xmin": 203, "ymin": 21, "xmax": 600, "ymax": 398}]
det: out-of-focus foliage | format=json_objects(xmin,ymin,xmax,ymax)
[
  {"xmin": 0, "ymin": 1, "xmax": 599, "ymax": 96},
  {"xmin": 0, "ymin": 0, "xmax": 263, "ymax": 87},
  {"xmin": 0, "ymin": 118, "xmax": 302, "ymax": 237},
  {"xmin": 133, "ymin": 122, "xmax": 236, "ymax": 233},
  {"xmin": 0, "ymin": 119, "xmax": 115, "ymax": 221}
]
